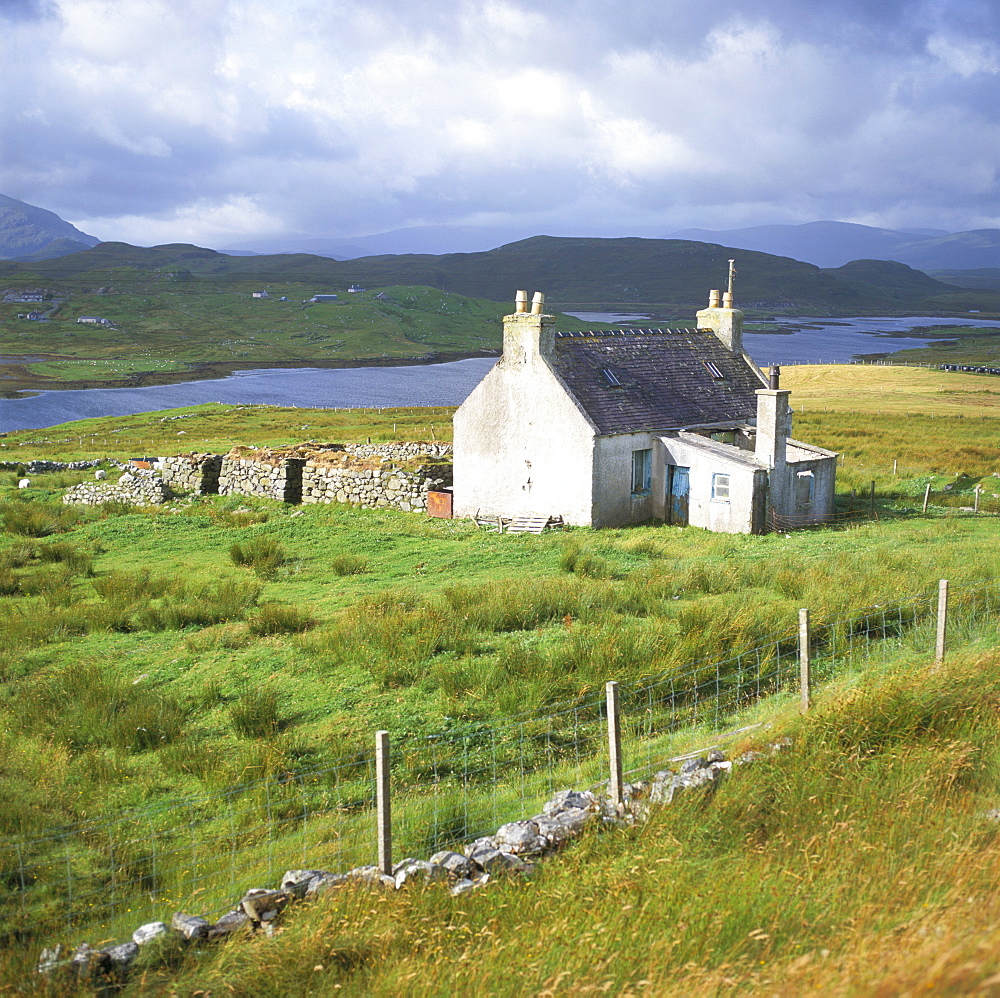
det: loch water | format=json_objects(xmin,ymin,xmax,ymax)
[{"xmin": 3, "ymin": 315, "xmax": 999, "ymax": 433}]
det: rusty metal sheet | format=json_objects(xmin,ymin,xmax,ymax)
[{"xmin": 427, "ymin": 490, "xmax": 453, "ymax": 518}]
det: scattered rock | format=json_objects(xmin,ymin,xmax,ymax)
[
  {"xmin": 280, "ymin": 869, "xmax": 328, "ymax": 898},
  {"xmin": 493, "ymin": 820, "xmax": 549, "ymax": 855},
  {"xmin": 429, "ymin": 850, "xmax": 476, "ymax": 880},
  {"xmin": 208, "ymin": 909, "xmax": 250, "ymax": 939},
  {"xmin": 171, "ymin": 912, "xmax": 210, "ymax": 941},
  {"xmin": 394, "ymin": 859, "xmax": 447, "ymax": 889},
  {"xmin": 103, "ymin": 941, "xmax": 139, "ymax": 968},
  {"xmin": 132, "ymin": 921, "xmax": 169, "ymax": 946}
]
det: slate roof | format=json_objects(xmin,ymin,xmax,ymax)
[{"xmin": 550, "ymin": 327, "xmax": 766, "ymax": 435}]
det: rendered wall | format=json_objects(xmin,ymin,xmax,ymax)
[
  {"xmin": 657, "ymin": 434, "xmax": 762, "ymax": 533},
  {"xmin": 591, "ymin": 433, "xmax": 655, "ymax": 528},
  {"xmin": 453, "ymin": 334, "xmax": 598, "ymax": 525}
]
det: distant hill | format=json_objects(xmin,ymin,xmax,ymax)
[
  {"xmin": 926, "ymin": 268, "xmax": 1000, "ymax": 291},
  {"xmin": 669, "ymin": 220, "xmax": 999, "ymax": 272},
  {"xmin": 0, "ymin": 194, "xmax": 100, "ymax": 261},
  {"xmin": 2, "ymin": 235, "xmax": 995, "ymax": 314}
]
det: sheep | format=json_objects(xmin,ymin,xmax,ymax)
[
  {"xmin": 17, "ymin": 479, "xmax": 29, "ymax": 489},
  {"xmin": 94, "ymin": 469, "xmax": 107, "ymax": 480}
]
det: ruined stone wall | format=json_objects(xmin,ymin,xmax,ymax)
[
  {"xmin": 63, "ymin": 472, "xmax": 173, "ymax": 506},
  {"xmin": 157, "ymin": 454, "xmax": 223, "ymax": 495},
  {"xmin": 154, "ymin": 443, "xmax": 453, "ymax": 513},
  {"xmin": 301, "ymin": 460, "xmax": 451, "ymax": 512},
  {"xmin": 218, "ymin": 452, "xmax": 305, "ymax": 502},
  {"xmin": 343, "ymin": 442, "xmax": 452, "ymax": 461}
]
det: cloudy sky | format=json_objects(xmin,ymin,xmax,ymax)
[{"xmin": 2, "ymin": 0, "xmax": 998, "ymax": 249}]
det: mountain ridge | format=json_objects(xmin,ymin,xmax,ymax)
[
  {"xmin": 669, "ymin": 220, "xmax": 999, "ymax": 271},
  {"xmin": 2, "ymin": 234, "xmax": 994, "ymax": 314},
  {"xmin": 0, "ymin": 194, "xmax": 100, "ymax": 261}
]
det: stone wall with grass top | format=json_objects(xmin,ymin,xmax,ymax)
[
  {"xmin": 301, "ymin": 450, "xmax": 451, "ymax": 511},
  {"xmin": 158, "ymin": 442, "xmax": 452, "ymax": 513}
]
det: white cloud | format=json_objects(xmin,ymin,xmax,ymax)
[
  {"xmin": 77, "ymin": 195, "xmax": 287, "ymax": 246},
  {"xmin": 1, "ymin": 0, "xmax": 997, "ymax": 245}
]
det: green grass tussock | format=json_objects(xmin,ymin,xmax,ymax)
[{"xmin": 229, "ymin": 535, "xmax": 286, "ymax": 579}]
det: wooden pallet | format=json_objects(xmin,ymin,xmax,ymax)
[
  {"xmin": 474, "ymin": 514, "xmax": 508, "ymax": 533},
  {"xmin": 507, "ymin": 515, "xmax": 565, "ymax": 534}
]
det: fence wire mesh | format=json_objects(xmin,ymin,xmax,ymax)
[{"xmin": 3, "ymin": 580, "xmax": 997, "ymax": 945}]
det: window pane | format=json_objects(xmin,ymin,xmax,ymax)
[
  {"xmin": 632, "ymin": 449, "xmax": 651, "ymax": 494},
  {"xmin": 713, "ymin": 473, "xmax": 730, "ymax": 500}
]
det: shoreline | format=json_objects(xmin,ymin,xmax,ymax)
[{"xmin": 0, "ymin": 350, "xmax": 502, "ymax": 400}]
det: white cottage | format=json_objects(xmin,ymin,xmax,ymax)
[{"xmin": 453, "ymin": 281, "xmax": 837, "ymax": 533}]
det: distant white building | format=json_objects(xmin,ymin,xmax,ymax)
[
  {"xmin": 309, "ymin": 294, "xmax": 338, "ymax": 303},
  {"xmin": 77, "ymin": 316, "xmax": 113, "ymax": 326},
  {"xmin": 252, "ymin": 291, "xmax": 269, "ymax": 298},
  {"xmin": 17, "ymin": 310, "xmax": 46, "ymax": 320},
  {"xmin": 453, "ymin": 278, "xmax": 837, "ymax": 534},
  {"xmin": 347, "ymin": 284, "xmax": 366, "ymax": 293}
]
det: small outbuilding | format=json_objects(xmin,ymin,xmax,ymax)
[{"xmin": 453, "ymin": 273, "xmax": 837, "ymax": 533}]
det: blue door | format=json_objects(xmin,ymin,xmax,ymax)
[{"xmin": 667, "ymin": 465, "xmax": 690, "ymax": 526}]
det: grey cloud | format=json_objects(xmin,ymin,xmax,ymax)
[
  {"xmin": 2, "ymin": 0, "xmax": 997, "ymax": 245},
  {"xmin": 0, "ymin": 0, "xmax": 58, "ymax": 22}
]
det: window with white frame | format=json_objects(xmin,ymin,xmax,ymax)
[
  {"xmin": 631, "ymin": 449, "xmax": 652, "ymax": 496},
  {"xmin": 712, "ymin": 472, "xmax": 731, "ymax": 502}
]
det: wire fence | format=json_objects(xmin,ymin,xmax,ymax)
[{"xmin": 3, "ymin": 580, "xmax": 999, "ymax": 946}]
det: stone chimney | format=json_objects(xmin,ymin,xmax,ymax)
[
  {"xmin": 503, "ymin": 290, "xmax": 554, "ymax": 366},
  {"xmin": 696, "ymin": 259, "xmax": 743, "ymax": 355},
  {"xmin": 754, "ymin": 387, "xmax": 791, "ymax": 470}
]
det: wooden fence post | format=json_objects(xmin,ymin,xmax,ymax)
[
  {"xmin": 376, "ymin": 730, "xmax": 392, "ymax": 876},
  {"xmin": 935, "ymin": 580, "xmax": 948, "ymax": 668},
  {"xmin": 923, "ymin": 483, "xmax": 931, "ymax": 514},
  {"xmin": 798, "ymin": 608, "xmax": 811, "ymax": 712},
  {"xmin": 606, "ymin": 681, "xmax": 623, "ymax": 810},
  {"xmin": 974, "ymin": 484, "xmax": 981, "ymax": 513},
  {"xmin": 869, "ymin": 481, "xmax": 876, "ymax": 517}
]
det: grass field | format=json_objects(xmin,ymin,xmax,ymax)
[
  {"xmin": 68, "ymin": 644, "xmax": 1000, "ymax": 996},
  {"xmin": 0, "ymin": 285, "xmax": 593, "ymax": 393},
  {"xmin": 1, "ymin": 365, "xmax": 999, "ymax": 992}
]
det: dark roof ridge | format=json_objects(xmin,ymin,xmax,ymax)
[{"xmin": 554, "ymin": 326, "xmax": 699, "ymax": 338}]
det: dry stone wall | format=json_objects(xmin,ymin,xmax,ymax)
[
  {"xmin": 57, "ymin": 443, "xmax": 453, "ymax": 513},
  {"xmin": 153, "ymin": 443, "xmax": 452, "ymax": 514},
  {"xmin": 343, "ymin": 442, "xmax": 451, "ymax": 461},
  {"xmin": 63, "ymin": 472, "xmax": 173, "ymax": 506},
  {"xmin": 157, "ymin": 454, "xmax": 222, "ymax": 494},
  {"xmin": 301, "ymin": 458, "xmax": 451, "ymax": 511},
  {"xmin": 218, "ymin": 451, "xmax": 305, "ymax": 503}
]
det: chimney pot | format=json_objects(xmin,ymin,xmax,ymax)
[
  {"xmin": 708, "ymin": 289, "xmax": 721, "ymax": 308},
  {"xmin": 531, "ymin": 291, "xmax": 546, "ymax": 315},
  {"xmin": 722, "ymin": 292, "xmax": 734, "ymax": 308},
  {"xmin": 769, "ymin": 365, "xmax": 780, "ymax": 389},
  {"xmin": 515, "ymin": 290, "xmax": 528, "ymax": 313}
]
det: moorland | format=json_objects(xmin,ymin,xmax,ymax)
[
  {"xmin": 1, "ymin": 365, "xmax": 1000, "ymax": 993},
  {"xmin": 3, "ymin": 236, "xmax": 998, "ymax": 396}
]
